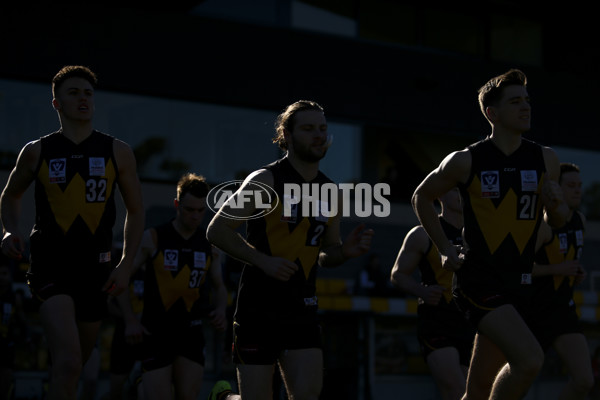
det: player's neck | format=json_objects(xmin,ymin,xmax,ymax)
[
  {"xmin": 59, "ymin": 120, "xmax": 93, "ymax": 144},
  {"xmin": 286, "ymin": 154, "xmax": 320, "ymax": 182},
  {"xmin": 489, "ymin": 128, "xmax": 523, "ymax": 156},
  {"xmin": 172, "ymin": 219, "xmax": 196, "ymax": 240}
]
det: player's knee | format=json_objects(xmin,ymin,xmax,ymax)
[
  {"xmin": 514, "ymin": 347, "xmax": 544, "ymax": 379},
  {"xmin": 288, "ymin": 384, "xmax": 321, "ymax": 400},
  {"xmin": 572, "ymin": 372, "xmax": 594, "ymax": 394},
  {"xmin": 53, "ymin": 355, "xmax": 83, "ymax": 382}
]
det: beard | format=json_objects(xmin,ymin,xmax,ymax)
[{"xmin": 290, "ymin": 135, "xmax": 328, "ymax": 163}]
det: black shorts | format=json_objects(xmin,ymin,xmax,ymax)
[
  {"xmin": 453, "ymin": 287, "xmax": 532, "ymax": 330},
  {"xmin": 232, "ymin": 319, "xmax": 322, "ymax": 365},
  {"xmin": 109, "ymin": 320, "xmax": 144, "ymax": 375},
  {"xmin": 528, "ymin": 301, "xmax": 582, "ymax": 352},
  {"xmin": 141, "ymin": 323, "xmax": 206, "ymax": 372},
  {"xmin": 26, "ymin": 267, "xmax": 111, "ymax": 322},
  {"xmin": 417, "ymin": 304, "xmax": 475, "ymax": 366}
]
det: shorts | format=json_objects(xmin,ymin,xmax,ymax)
[
  {"xmin": 232, "ymin": 319, "xmax": 322, "ymax": 365},
  {"xmin": 528, "ymin": 301, "xmax": 582, "ymax": 352},
  {"xmin": 27, "ymin": 268, "xmax": 110, "ymax": 322},
  {"xmin": 417, "ymin": 304, "xmax": 475, "ymax": 366},
  {"xmin": 110, "ymin": 320, "xmax": 144, "ymax": 375},
  {"xmin": 141, "ymin": 323, "xmax": 206, "ymax": 372},
  {"xmin": 453, "ymin": 287, "xmax": 532, "ymax": 329}
]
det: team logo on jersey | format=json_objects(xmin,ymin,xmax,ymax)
[
  {"xmin": 194, "ymin": 251, "xmax": 206, "ymax": 269},
  {"xmin": 480, "ymin": 171, "xmax": 499, "ymax": 198},
  {"xmin": 49, "ymin": 158, "xmax": 67, "ymax": 183},
  {"xmin": 164, "ymin": 249, "xmax": 179, "ymax": 271},
  {"xmin": 89, "ymin": 157, "xmax": 106, "ymax": 176},
  {"xmin": 558, "ymin": 233, "xmax": 568, "ymax": 254},
  {"xmin": 520, "ymin": 170, "xmax": 538, "ymax": 192}
]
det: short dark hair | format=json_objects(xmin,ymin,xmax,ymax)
[
  {"xmin": 52, "ymin": 65, "xmax": 98, "ymax": 97},
  {"xmin": 559, "ymin": 162, "xmax": 580, "ymax": 184},
  {"xmin": 478, "ymin": 69, "xmax": 527, "ymax": 118},
  {"xmin": 272, "ymin": 100, "xmax": 324, "ymax": 151},
  {"xmin": 177, "ymin": 173, "xmax": 210, "ymax": 200}
]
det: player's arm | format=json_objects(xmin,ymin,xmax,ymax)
[
  {"xmin": 117, "ymin": 228, "xmax": 155, "ymax": 344},
  {"xmin": 208, "ymin": 247, "xmax": 228, "ymax": 331},
  {"xmin": 541, "ymin": 146, "xmax": 569, "ymax": 228},
  {"xmin": 1, "ymin": 140, "xmax": 40, "ymax": 260},
  {"xmin": 319, "ymin": 188, "xmax": 374, "ymax": 268},
  {"xmin": 206, "ymin": 169, "xmax": 298, "ymax": 281},
  {"xmin": 103, "ymin": 139, "xmax": 145, "ymax": 296},
  {"xmin": 391, "ymin": 226, "xmax": 448, "ymax": 305},
  {"xmin": 412, "ymin": 150, "xmax": 470, "ymax": 271}
]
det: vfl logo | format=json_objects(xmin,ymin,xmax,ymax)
[
  {"xmin": 164, "ymin": 249, "xmax": 179, "ymax": 271},
  {"xmin": 481, "ymin": 171, "xmax": 500, "ymax": 198},
  {"xmin": 49, "ymin": 158, "xmax": 67, "ymax": 183},
  {"xmin": 207, "ymin": 180, "xmax": 279, "ymax": 220}
]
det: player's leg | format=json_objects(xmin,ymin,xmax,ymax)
[
  {"xmin": 236, "ymin": 363, "xmax": 276, "ymax": 399},
  {"xmin": 39, "ymin": 294, "xmax": 83, "ymax": 400},
  {"xmin": 553, "ymin": 332, "xmax": 594, "ymax": 400},
  {"xmin": 462, "ymin": 333, "xmax": 506, "ymax": 400},
  {"xmin": 426, "ymin": 347, "xmax": 467, "ymax": 400},
  {"xmin": 143, "ymin": 364, "xmax": 174, "ymax": 400},
  {"xmin": 172, "ymin": 356, "xmax": 204, "ymax": 400},
  {"xmin": 480, "ymin": 305, "xmax": 544, "ymax": 400},
  {"xmin": 278, "ymin": 348, "xmax": 323, "ymax": 400}
]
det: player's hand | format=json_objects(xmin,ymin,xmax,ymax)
[
  {"xmin": 102, "ymin": 265, "xmax": 130, "ymax": 296},
  {"xmin": 209, "ymin": 309, "xmax": 228, "ymax": 332},
  {"xmin": 124, "ymin": 318, "xmax": 148, "ymax": 345},
  {"xmin": 258, "ymin": 256, "xmax": 298, "ymax": 281},
  {"xmin": 440, "ymin": 244, "xmax": 465, "ymax": 272},
  {"xmin": 342, "ymin": 224, "xmax": 375, "ymax": 258},
  {"xmin": 541, "ymin": 179, "xmax": 564, "ymax": 212},
  {"xmin": 1, "ymin": 231, "xmax": 24, "ymax": 260},
  {"xmin": 421, "ymin": 284, "xmax": 446, "ymax": 306}
]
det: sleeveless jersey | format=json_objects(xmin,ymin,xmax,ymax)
[
  {"xmin": 419, "ymin": 217, "xmax": 463, "ymax": 308},
  {"xmin": 234, "ymin": 157, "xmax": 333, "ymax": 325},
  {"xmin": 141, "ymin": 221, "xmax": 213, "ymax": 331},
  {"xmin": 30, "ymin": 130, "xmax": 118, "ymax": 270},
  {"xmin": 456, "ymin": 138, "xmax": 546, "ymax": 294},
  {"xmin": 533, "ymin": 212, "xmax": 584, "ymax": 309}
]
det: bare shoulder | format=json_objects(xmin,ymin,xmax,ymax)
[
  {"xmin": 243, "ymin": 168, "xmax": 273, "ymax": 187},
  {"xmin": 112, "ymin": 138, "xmax": 135, "ymax": 157},
  {"xmin": 112, "ymin": 138, "xmax": 137, "ymax": 170},
  {"xmin": 15, "ymin": 139, "xmax": 42, "ymax": 174},
  {"xmin": 403, "ymin": 225, "xmax": 430, "ymax": 250}
]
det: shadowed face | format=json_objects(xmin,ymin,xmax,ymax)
[{"xmin": 287, "ymin": 110, "xmax": 328, "ymax": 163}]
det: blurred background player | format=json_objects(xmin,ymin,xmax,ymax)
[
  {"xmin": 530, "ymin": 162, "xmax": 594, "ymax": 400},
  {"xmin": 391, "ymin": 188, "xmax": 474, "ymax": 400},
  {"xmin": 122, "ymin": 173, "xmax": 228, "ymax": 400}
]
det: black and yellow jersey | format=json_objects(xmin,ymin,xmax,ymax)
[
  {"xmin": 235, "ymin": 157, "xmax": 333, "ymax": 324},
  {"xmin": 533, "ymin": 212, "xmax": 584, "ymax": 308},
  {"xmin": 419, "ymin": 217, "xmax": 463, "ymax": 308},
  {"xmin": 30, "ymin": 130, "xmax": 118, "ymax": 270},
  {"xmin": 141, "ymin": 221, "xmax": 213, "ymax": 331},
  {"xmin": 456, "ymin": 137, "xmax": 546, "ymax": 294}
]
